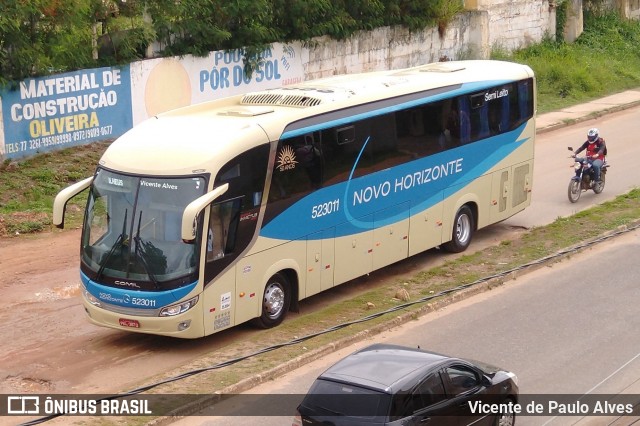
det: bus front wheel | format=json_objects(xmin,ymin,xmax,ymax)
[
  {"xmin": 442, "ymin": 205, "xmax": 475, "ymax": 253},
  {"xmin": 254, "ymin": 272, "xmax": 291, "ymax": 329}
]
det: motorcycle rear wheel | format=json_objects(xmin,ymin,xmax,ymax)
[
  {"xmin": 593, "ymin": 173, "xmax": 605, "ymax": 194},
  {"xmin": 568, "ymin": 179, "xmax": 581, "ymax": 203}
]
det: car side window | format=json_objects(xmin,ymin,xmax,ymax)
[
  {"xmin": 391, "ymin": 372, "xmax": 448, "ymax": 420},
  {"xmin": 413, "ymin": 373, "xmax": 447, "ymax": 411},
  {"xmin": 445, "ymin": 365, "xmax": 480, "ymax": 395}
]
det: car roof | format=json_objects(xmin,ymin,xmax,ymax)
[{"xmin": 318, "ymin": 343, "xmax": 463, "ymax": 394}]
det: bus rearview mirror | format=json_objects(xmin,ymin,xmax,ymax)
[
  {"xmin": 181, "ymin": 183, "xmax": 229, "ymax": 243},
  {"xmin": 52, "ymin": 176, "xmax": 94, "ymax": 229}
]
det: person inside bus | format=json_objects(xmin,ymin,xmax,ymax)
[
  {"xmin": 440, "ymin": 100, "xmax": 470, "ymax": 148},
  {"xmin": 295, "ymin": 134, "xmax": 323, "ymax": 189},
  {"xmin": 489, "ymin": 104, "xmax": 503, "ymax": 135}
]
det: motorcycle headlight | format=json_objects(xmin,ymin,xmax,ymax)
[{"xmin": 574, "ymin": 162, "xmax": 581, "ymax": 170}]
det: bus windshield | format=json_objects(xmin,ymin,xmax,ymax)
[{"xmin": 81, "ymin": 168, "xmax": 207, "ymax": 290}]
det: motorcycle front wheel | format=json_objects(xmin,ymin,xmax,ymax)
[
  {"xmin": 593, "ymin": 173, "xmax": 605, "ymax": 194},
  {"xmin": 568, "ymin": 179, "xmax": 581, "ymax": 203}
]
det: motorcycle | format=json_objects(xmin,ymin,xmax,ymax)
[{"xmin": 567, "ymin": 146, "xmax": 609, "ymax": 203}]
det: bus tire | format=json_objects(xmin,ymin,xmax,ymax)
[
  {"xmin": 442, "ymin": 205, "xmax": 474, "ymax": 253},
  {"xmin": 254, "ymin": 272, "xmax": 291, "ymax": 329}
]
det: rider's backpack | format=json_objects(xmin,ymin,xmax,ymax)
[{"xmin": 600, "ymin": 138, "xmax": 608, "ymax": 156}]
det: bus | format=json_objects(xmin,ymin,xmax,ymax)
[{"xmin": 53, "ymin": 60, "xmax": 535, "ymax": 338}]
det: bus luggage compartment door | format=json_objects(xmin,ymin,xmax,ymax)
[
  {"xmin": 373, "ymin": 202, "xmax": 410, "ymax": 270},
  {"xmin": 334, "ymin": 214, "xmax": 373, "ymax": 285},
  {"xmin": 305, "ymin": 228, "xmax": 335, "ymax": 297}
]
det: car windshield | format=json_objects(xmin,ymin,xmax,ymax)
[
  {"xmin": 300, "ymin": 379, "xmax": 391, "ymax": 420},
  {"xmin": 81, "ymin": 168, "xmax": 207, "ymax": 290}
]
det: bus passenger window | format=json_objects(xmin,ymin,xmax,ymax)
[
  {"xmin": 269, "ymin": 135, "xmax": 319, "ymax": 201},
  {"xmin": 295, "ymin": 135, "xmax": 323, "ymax": 189},
  {"xmin": 441, "ymin": 99, "xmax": 470, "ymax": 147}
]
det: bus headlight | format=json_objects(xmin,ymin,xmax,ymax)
[
  {"xmin": 85, "ymin": 290, "xmax": 101, "ymax": 307},
  {"xmin": 159, "ymin": 296, "xmax": 199, "ymax": 317}
]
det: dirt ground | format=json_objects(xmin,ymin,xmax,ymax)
[
  {"xmin": 0, "ymin": 229, "xmax": 215, "ymax": 395},
  {"xmin": 0, "ymin": 222, "xmax": 524, "ymax": 398}
]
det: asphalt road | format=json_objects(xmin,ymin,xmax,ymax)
[
  {"xmin": 174, "ymin": 228, "xmax": 640, "ymax": 426},
  {"xmin": 504, "ymin": 106, "xmax": 640, "ymax": 229}
]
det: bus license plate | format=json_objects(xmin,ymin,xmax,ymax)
[{"xmin": 119, "ymin": 318, "xmax": 140, "ymax": 328}]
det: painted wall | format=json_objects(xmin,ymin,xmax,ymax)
[
  {"xmin": 0, "ymin": 67, "xmax": 133, "ymax": 160},
  {"xmin": 129, "ymin": 42, "xmax": 305, "ymax": 125},
  {"xmin": 1, "ymin": 43, "xmax": 305, "ymax": 160}
]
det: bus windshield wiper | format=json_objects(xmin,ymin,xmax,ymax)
[
  {"xmin": 133, "ymin": 211, "xmax": 160, "ymax": 289},
  {"xmin": 96, "ymin": 209, "xmax": 128, "ymax": 281}
]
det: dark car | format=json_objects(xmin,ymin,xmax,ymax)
[{"xmin": 294, "ymin": 343, "xmax": 518, "ymax": 426}]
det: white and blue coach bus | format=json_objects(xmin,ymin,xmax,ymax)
[{"xmin": 53, "ymin": 60, "xmax": 535, "ymax": 338}]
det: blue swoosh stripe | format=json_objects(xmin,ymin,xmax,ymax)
[{"xmin": 261, "ymin": 124, "xmax": 528, "ymax": 240}]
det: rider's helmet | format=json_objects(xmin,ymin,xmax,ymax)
[{"xmin": 587, "ymin": 128, "xmax": 599, "ymax": 143}]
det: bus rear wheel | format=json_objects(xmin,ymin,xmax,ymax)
[
  {"xmin": 442, "ymin": 205, "xmax": 475, "ymax": 253},
  {"xmin": 254, "ymin": 272, "xmax": 291, "ymax": 329}
]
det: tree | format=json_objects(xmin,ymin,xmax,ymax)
[{"xmin": 0, "ymin": 0, "xmax": 462, "ymax": 86}]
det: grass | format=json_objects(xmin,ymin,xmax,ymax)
[{"xmin": 0, "ymin": 140, "xmax": 111, "ymax": 235}]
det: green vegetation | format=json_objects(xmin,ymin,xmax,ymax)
[
  {"xmin": 0, "ymin": 0, "xmax": 464, "ymax": 85},
  {"xmin": 493, "ymin": 12, "xmax": 640, "ymax": 113},
  {"xmin": 0, "ymin": 141, "xmax": 110, "ymax": 236},
  {"xmin": 1, "ymin": 12, "xmax": 640, "ymax": 236}
]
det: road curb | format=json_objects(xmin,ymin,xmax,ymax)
[{"xmin": 148, "ymin": 219, "xmax": 640, "ymax": 425}]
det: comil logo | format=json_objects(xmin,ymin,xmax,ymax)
[{"xmin": 276, "ymin": 145, "xmax": 297, "ymax": 172}]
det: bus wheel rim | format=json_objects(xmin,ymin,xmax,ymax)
[
  {"xmin": 264, "ymin": 283, "xmax": 285, "ymax": 319},
  {"xmin": 457, "ymin": 214, "xmax": 471, "ymax": 244}
]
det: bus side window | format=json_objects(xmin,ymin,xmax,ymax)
[
  {"xmin": 470, "ymin": 93, "xmax": 490, "ymax": 141},
  {"xmin": 441, "ymin": 99, "xmax": 470, "ymax": 147},
  {"xmin": 515, "ymin": 79, "xmax": 534, "ymax": 127},
  {"xmin": 294, "ymin": 134, "xmax": 323, "ymax": 189},
  {"xmin": 269, "ymin": 136, "xmax": 318, "ymax": 201}
]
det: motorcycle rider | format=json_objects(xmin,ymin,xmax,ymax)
[{"xmin": 574, "ymin": 128, "xmax": 607, "ymax": 183}]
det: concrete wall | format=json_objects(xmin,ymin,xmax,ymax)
[
  {"xmin": 475, "ymin": 0, "xmax": 555, "ymax": 50},
  {"xmin": 304, "ymin": 13, "xmax": 483, "ymax": 79},
  {"xmin": 616, "ymin": 0, "xmax": 640, "ymax": 19},
  {"xmin": 564, "ymin": 0, "xmax": 585, "ymax": 43},
  {"xmin": 304, "ymin": 0, "xmax": 554, "ymax": 78}
]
